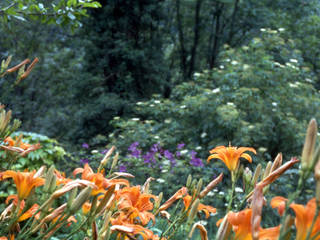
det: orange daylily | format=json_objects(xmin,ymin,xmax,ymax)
[
  {"xmin": 221, "ymin": 209, "xmax": 279, "ymax": 240},
  {"xmin": 0, "ymin": 235, "xmax": 14, "ymax": 240},
  {"xmin": 54, "ymin": 169, "xmax": 71, "ymax": 185},
  {"xmin": 5, "ymin": 195, "xmax": 39, "ymax": 222},
  {"xmin": 73, "ymin": 163, "xmax": 129, "ymax": 195},
  {"xmin": 116, "ymin": 186, "xmax": 157, "ymax": 226},
  {"xmin": 272, "ymin": 197, "xmax": 320, "ymax": 240},
  {"xmin": 111, "ymin": 212, "xmax": 165, "ymax": 240},
  {"xmin": 3, "ymin": 136, "xmax": 40, "ymax": 151},
  {"xmin": 208, "ymin": 145, "xmax": 256, "ymax": 172},
  {"xmin": 183, "ymin": 195, "xmax": 216, "ymax": 218},
  {"xmin": 0, "ymin": 170, "xmax": 44, "ymax": 200}
]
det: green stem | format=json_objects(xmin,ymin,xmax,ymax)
[
  {"xmin": 279, "ymin": 172, "xmax": 305, "ymax": 239},
  {"xmin": 227, "ymin": 171, "xmax": 236, "ymax": 212}
]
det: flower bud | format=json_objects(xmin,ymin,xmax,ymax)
[
  {"xmin": 154, "ymin": 192, "xmax": 163, "ymax": 211},
  {"xmin": 186, "ymin": 174, "xmax": 192, "ymax": 188},
  {"xmin": 95, "ymin": 185, "xmax": 115, "ymax": 215},
  {"xmin": 187, "ymin": 199, "xmax": 200, "ymax": 223},
  {"xmin": 43, "ymin": 165, "xmax": 55, "ymax": 192},
  {"xmin": 69, "ymin": 186, "xmax": 92, "ymax": 214},
  {"xmin": 251, "ymin": 164, "xmax": 262, "ymax": 186},
  {"xmin": 301, "ymin": 119, "xmax": 317, "ymax": 170},
  {"xmin": 263, "ymin": 162, "xmax": 272, "ymax": 179},
  {"xmin": 110, "ymin": 152, "xmax": 119, "ymax": 172},
  {"xmin": 195, "ymin": 179, "xmax": 203, "ymax": 197},
  {"xmin": 101, "ymin": 146, "xmax": 115, "ymax": 166},
  {"xmin": 67, "ymin": 187, "xmax": 78, "ymax": 209},
  {"xmin": 270, "ymin": 153, "xmax": 282, "ymax": 173}
]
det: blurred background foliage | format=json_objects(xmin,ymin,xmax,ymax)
[{"xmin": 0, "ymin": 0, "xmax": 320, "ymax": 171}]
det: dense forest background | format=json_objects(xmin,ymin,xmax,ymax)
[{"xmin": 1, "ymin": 0, "xmax": 320, "ymax": 162}]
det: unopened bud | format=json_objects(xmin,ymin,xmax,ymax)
[
  {"xmin": 186, "ymin": 174, "xmax": 192, "ymax": 188},
  {"xmin": 43, "ymin": 165, "xmax": 55, "ymax": 192},
  {"xmin": 154, "ymin": 192, "xmax": 163, "ymax": 210},
  {"xmin": 67, "ymin": 187, "xmax": 78, "ymax": 209},
  {"xmin": 69, "ymin": 186, "xmax": 92, "ymax": 214},
  {"xmin": 195, "ymin": 179, "xmax": 203, "ymax": 196},
  {"xmin": 251, "ymin": 164, "xmax": 262, "ymax": 186},
  {"xmin": 301, "ymin": 119, "xmax": 317, "ymax": 170},
  {"xmin": 199, "ymin": 173, "xmax": 223, "ymax": 199},
  {"xmin": 263, "ymin": 162, "xmax": 272, "ymax": 179},
  {"xmin": 271, "ymin": 153, "xmax": 282, "ymax": 173},
  {"xmin": 187, "ymin": 199, "xmax": 200, "ymax": 223},
  {"xmin": 95, "ymin": 185, "xmax": 115, "ymax": 215},
  {"xmin": 244, "ymin": 167, "xmax": 253, "ymax": 184},
  {"xmin": 110, "ymin": 152, "xmax": 119, "ymax": 171},
  {"xmin": 48, "ymin": 174, "xmax": 57, "ymax": 193},
  {"xmin": 101, "ymin": 146, "xmax": 116, "ymax": 166}
]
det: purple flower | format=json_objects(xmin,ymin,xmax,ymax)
[
  {"xmin": 82, "ymin": 143, "xmax": 89, "ymax": 149},
  {"xmin": 190, "ymin": 157, "xmax": 204, "ymax": 167},
  {"xmin": 150, "ymin": 143, "xmax": 161, "ymax": 153},
  {"xmin": 101, "ymin": 149, "xmax": 109, "ymax": 155},
  {"xmin": 143, "ymin": 151, "xmax": 156, "ymax": 164},
  {"xmin": 176, "ymin": 151, "xmax": 181, "ymax": 158},
  {"xmin": 163, "ymin": 150, "xmax": 177, "ymax": 167},
  {"xmin": 177, "ymin": 143, "xmax": 185, "ymax": 150},
  {"xmin": 189, "ymin": 150, "xmax": 204, "ymax": 167},
  {"xmin": 80, "ymin": 158, "xmax": 89, "ymax": 164},
  {"xmin": 119, "ymin": 165, "xmax": 127, "ymax": 172},
  {"xmin": 128, "ymin": 142, "xmax": 141, "ymax": 158}
]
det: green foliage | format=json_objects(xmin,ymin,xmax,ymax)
[
  {"xmin": 0, "ymin": 0, "xmax": 101, "ymax": 28},
  {"xmin": 109, "ymin": 31, "xmax": 320, "ymax": 163}
]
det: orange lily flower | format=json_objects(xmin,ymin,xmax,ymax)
[
  {"xmin": 111, "ymin": 212, "xmax": 164, "ymax": 240},
  {"xmin": 222, "ymin": 209, "xmax": 279, "ymax": 240},
  {"xmin": 73, "ymin": 163, "xmax": 129, "ymax": 195},
  {"xmin": 0, "ymin": 235, "xmax": 14, "ymax": 240},
  {"xmin": 183, "ymin": 195, "xmax": 216, "ymax": 218},
  {"xmin": 82, "ymin": 201, "xmax": 92, "ymax": 215},
  {"xmin": 0, "ymin": 170, "xmax": 44, "ymax": 200},
  {"xmin": 5, "ymin": 195, "xmax": 39, "ymax": 222},
  {"xmin": 290, "ymin": 198, "xmax": 320, "ymax": 240},
  {"xmin": 4, "ymin": 136, "xmax": 40, "ymax": 151},
  {"xmin": 271, "ymin": 197, "xmax": 320, "ymax": 239},
  {"xmin": 54, "ymin": 169, "xmax": 71, "ymax": 185},
  {"xmin": 208, "ymin": 145, "xmax": 256, "ymax": 172},
  {"xmin": 116, "ymin": 186, "xmax": 157, "ymax": 226}
]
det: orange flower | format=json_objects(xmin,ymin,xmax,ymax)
[
  {"xmin": 290, "ymin": 198, "xmax": 320, "ymax": 240},
  {"xmin": 270, "ymin": 196, "xmax": 287, "ymax": 216},
  {"xmin": 116, "ymin": 186, "xmax": 157, "ymax": 226},
  {"xmin": 223, "ymin": 209, "xmax": 279, "ymax": 240},
  {"xmin": 54, "ymin": 169, "xmax": 71, "ymax": 185},
  {"xmin": 183, "ymin": 195, "xmax": 216, "ymax": 218},
  {"xmin": 208, "ymin": 145, "xmax": 256, "ymax": 172},
  {"xmin": 0, "ymin": 170, "xmax": 44, "ymax": 200},
  {"xmin": 111, "ymin": 219, "xmax": 157, "ymax": 240},
  {"xmin": 2, "ymin": 136, "xmax": 40, "ymax": 156},
  {"xmin": 5, "ymin": 195, "xmax": 39, "ymax": 222},
  {"xmin": 73, "ymin": 163, "xmax": 129, "ymax": 195}
]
